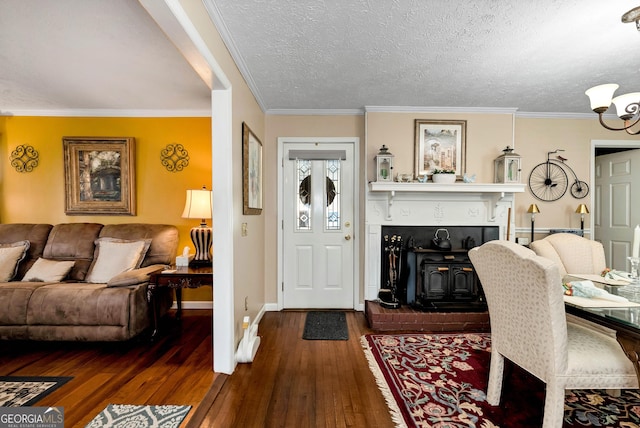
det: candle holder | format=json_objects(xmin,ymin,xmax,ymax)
[{"xmin": 629, "ymin": 257, "xmax": 640, "ymax": 282}]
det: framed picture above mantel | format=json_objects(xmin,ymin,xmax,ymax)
[
  {"xmin": 63, "ymin": 136, "xmax": 136, "ymax": 215},
  {"xmin": 414, "ymin": 119, "xmax": 467, "ymax": 179}
]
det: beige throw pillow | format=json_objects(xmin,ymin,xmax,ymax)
[
  {"xmin": 21, "ymin": 258, "xmax": 75, "ymax": 282},
  {"xmin": 0, "ymin": 241, "xmax": 30, "ymax": 282},
  {"xmin": 85, "ymin": 238, "xmax": 152, "ymax": 284}
]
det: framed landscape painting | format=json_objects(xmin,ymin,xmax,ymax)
[
  {"xmin": 414, "ymin": 119, "xmax": 467, "ymax": 179},
  {"xmin": 242, "ymin": 122, "xmax": 263, "ymax": 215},
  {"xmin": 63, "ymin": 137, "xmax": 136, "ymax": 215}
]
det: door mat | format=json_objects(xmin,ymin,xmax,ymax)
[
  {"xmin": 85, "ymin": 404, "xmax": 191, "ymax": 428},
  {"xmin": 0, "ymin": 376, "xmax": 73, "ymax": 407},
  {"xmin": 302, "ymin": 311, "xmax": 349, "ymax": 340},
  {"xmin": 362, "ymin": 333, "xmax": 640, "ymax": 427}
]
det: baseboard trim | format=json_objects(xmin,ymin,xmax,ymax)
[{"xmin": 171, "ymin": 301, "xmax": 213, "ymax": 310}]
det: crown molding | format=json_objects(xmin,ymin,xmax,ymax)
[
  {"xmin": 266, "ymin": 108, "xmax": 364, "ymax": 116},
  {"xmin": 515, "ymin": 111, "xmax": 596, "ymax": 119},
  {"xmin": 0, "ymin": 109, "xmax": 211, "ymax": 118},
  {"xmin": 364, "ymin": 106, "xmax": 519, "ymax": 114}
]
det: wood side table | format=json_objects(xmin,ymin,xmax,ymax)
[{"xmin": 147, "ymin": 266, "xmax": 213, "ymax": 338}]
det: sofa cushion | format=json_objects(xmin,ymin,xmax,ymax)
[
  {"xmin": 0, "ymin": 241, "xmax": 30, "ymax": 281},
  {"xmin": 42, "ymin": 223, "xmax": 103, "ymax": 281},
  {"xmin": 0, "ymin": 282, "xmax": 51, "ymax": 325},
  {"xmin": 85, "ymin": 238, "xmax": 151, "ymax": 283},
  {"xmin": 99, "ymin": 224, "xmax": 179, "ymax": 267},
  {"xmin": 107, "ymin": 264, "xmax": 166, "ymax": 287},
  {"xmin": 21, "ymin": 258, "xmax": 75, "ymax": 282},
  {"xmin": 0, "ymin": 224, "xmax": 53, "ymax": 279}
]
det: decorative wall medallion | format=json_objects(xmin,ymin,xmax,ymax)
[
  {"xmin": 10, "ymin": 144, "xmax": 39, "ymax": 172},
  {"xmin": 160, "ymin": 143, "xmax": 190, "ymax": 172}
]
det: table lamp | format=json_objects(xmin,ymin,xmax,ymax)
[
  {"xmin": 182, "ymin": 185, "xmax": 212, "ymax": 267},
  {"xmin": 527, "ymin": 204, "xmax": 540, "ymax": 243},
  {"xmin": 575, "ymin": 204, "xmax": 589, "ymax": 232}
]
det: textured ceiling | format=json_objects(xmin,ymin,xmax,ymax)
[
  {"xmin": 0, "ymin": 0, "xmax": 211, "ymax": 113},
  {"xmin": 1, "ymin": 1, "xmax": 639, "ymax": 115},
  {"xmin": 206, "ymin": 0, "xmax": 640, "ymax": 114}
]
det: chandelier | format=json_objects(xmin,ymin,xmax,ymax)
[
  {"xmin": 585, "ymin": 84, "xmax": 640, "ymax": 135},
  {"xmin": 583, "ymin": 6, "xmax": 640, "ymax": 135}
]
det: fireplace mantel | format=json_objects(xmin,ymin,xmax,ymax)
[
  {"xmin": 369, "ymin": 182, "xmax": 526, "ymax": 221},
  {"xmin": 365, "ymin": 181, "xmax": 525, "ymax": 301}
]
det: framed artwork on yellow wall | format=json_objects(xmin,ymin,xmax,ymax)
[
  {"xmin": 414, "ymin": 119, "xmax": 467, "ymax": 179},
  {"xmin": 63, "ymin": 136, "xmax": 136, "ymax": 215},
  {"xmin": 242, "ymin": 122, "xmax": 263, "ymax": 215}
]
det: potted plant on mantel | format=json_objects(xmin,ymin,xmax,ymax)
[{"xmin": 431, "ymin": 168, "xmax": 457, "ymax": 183}]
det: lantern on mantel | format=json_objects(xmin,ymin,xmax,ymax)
[
  {"xmin": 376, "ymin": 145, "xmax": 394, "ymax": 182},
  {"xmin": 494, "ymin": 146, "xmax": 521, "ymax": 183}
]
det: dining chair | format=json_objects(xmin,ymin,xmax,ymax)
[
  {"xmin": 529, "ymin": 232, "xmax": 606, "ymax": 277},
  {"xmin": 469, "ymin": 240, "xmax": 638, "ymax": 428}
]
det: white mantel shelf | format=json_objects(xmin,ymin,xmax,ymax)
[
  {"xmin": 369, "ymin": 182, "xmax": 526, "ymax": 193},
  {"xmin": 368, "ymin": 181, "xmax": 526, "ymax": 221}
]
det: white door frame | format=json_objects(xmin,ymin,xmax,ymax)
[{"xmin": 277, "ymin": 137, "xmax": 360, "ymax": 310}]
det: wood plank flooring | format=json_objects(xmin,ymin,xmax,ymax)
[
  {"xmin": 0, "ymin": 310, "xmax": 215, "ymax": 428},
  {"xmin": 190, "ymin": 310, "xmax": 394, "ymax": 428}
]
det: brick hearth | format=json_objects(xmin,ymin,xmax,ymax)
[{"xmin": 365, "ymin": 300, "xmax": 490, "ymax": 332}]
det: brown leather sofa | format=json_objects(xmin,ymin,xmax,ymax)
[{"xmin": 0, "ymin": 223, "xmax": 178, "ymax": 341}]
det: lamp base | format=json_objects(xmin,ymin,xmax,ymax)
[{"xmin": 189, "ymin": 226, "xmax": 212, "ymax": 268}]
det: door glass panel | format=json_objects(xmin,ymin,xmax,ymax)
[
  {"xmin": 325, "ymin": 160, "xmax": 341, "ymax": 231},
  {"xmin": 296, "ymin": 159, "xmax": 311, "ymax": 230}
]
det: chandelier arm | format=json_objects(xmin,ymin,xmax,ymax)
[
  {"xmin": 624, "ymin": 117, "xmax": 640, "ymax": 135},
  {"xmin": 597, "ymin": 112, "xmax": 633, "ymax": 131}
]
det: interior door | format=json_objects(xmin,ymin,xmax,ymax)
[
  {"xmin": 282, "ymin": 143, "xmax": 354, "ymax": 309},
  {"xmin": 595, "ymin": 149, "xmax": 640, "ymax": 270}
]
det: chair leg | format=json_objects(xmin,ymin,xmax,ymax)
[
  {"xmin": 542, "ymin": 382, "xmax": 565, "ymax": 428},
  {"xmin": 486, "ymin": 349, "xmax": 504, "ymax": 405}
]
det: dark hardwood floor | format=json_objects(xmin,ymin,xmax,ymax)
[
  {"xmin": 0, "ymin": 310, "xmax": 215, "ymax": 428},
  {"xmin": 190, "ymin": 310, "xmax": 394, "ymax": 428},
  {"xmin": 1, "ymin": 310, "xmax": 394, "ymax": 427}
]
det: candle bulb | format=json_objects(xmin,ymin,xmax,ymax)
[{"xmin": 633, "ymin": 225, "xmax": 640, "ymax": 259}]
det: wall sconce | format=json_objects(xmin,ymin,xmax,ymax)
[
  {"xmin": 575, "ymin": 204, "xmax": 589, "ymax": 232},
  {"xmin": 527, "ymin": 204, "xmax": 540, "ymax": 243},
  {"xmin": 182, "ymin": 185, "xmax": 212, "ymax": 267}
]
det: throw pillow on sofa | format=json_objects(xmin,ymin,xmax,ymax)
[
  {"xmin": 0, "ymin": 240, "xmax": 30, "ymax": 281},
  {"xmin": 85, "ymin": 238, "xmax": 152, "ymax": 283},
  {"xmin": 21, "ymin": 258, "xmax": 75, "ymax": 282}
]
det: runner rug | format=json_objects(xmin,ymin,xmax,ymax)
[
  {"xmin": 302, "ymin": 311, "xmax": 349, "ymax": 340},
  {"xmin": 0, "ymin": 376, "xmax": 72, "ymax": 407},
  {"xmin": 362, "ymin": 333, "xmax": 640, "ymax": 427},
  {"xmin": 85, "ymin": 404, "xmax": 191, "ymax": 428}
]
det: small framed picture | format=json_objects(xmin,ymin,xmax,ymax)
[
  {"xmin": 414, "ymin": 119, "xmax": 467, "ymax": 179},
  {"xmin": 242, "ymin": 123, "xmax": 263, "ymax": 215}
]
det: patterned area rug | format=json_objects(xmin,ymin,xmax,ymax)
[
  {"xmin": 362, "ymin": 333, "xmax": 640, "ymax": 427},
  {"xmin": 85, "ymin": 404, "xmax": 191, "ymax": 428},
  {"xmin": 0, "ymin": 376, "xmax": 72, "ymax": 407}
]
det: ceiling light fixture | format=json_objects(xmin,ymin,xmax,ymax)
[
  {"xmin": 585, "ymin": 84, "xmax": 640, "ymax": 135},
  {"xmin": 622, "ymin": 6, "xmax": 640, "ymax": 31}
]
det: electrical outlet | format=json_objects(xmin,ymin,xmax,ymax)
[
  {"xmin": 244, "ymin": 296, "xmax": 248, "ymax": 311},
  {"xmin": 242, "ymin": 222, "xmax": 248, "ymax": 236}
]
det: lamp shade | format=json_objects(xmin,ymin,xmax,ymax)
[
  {"xmin": 585, "ymin": 84, "xmax": 619, "ymax": 111},
  {"xmin": 182, "ymin": 187, "xmax": 212, "ymax": 221},
  {"xmin": 612, "ymin": 93, "xmax": 640, "ymax": 119},
  {"xmin": 575, "ymin": 204, "xmax": 590, "ymax": 215},
  {"xmin": 527, "ymin": 204, "xmax": 540, "ymax": 214}
]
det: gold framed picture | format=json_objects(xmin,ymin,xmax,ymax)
[
  {"xmin": 242, "ymin": 122, "xmax": 263, "ymax": 215},
  {"xmin": 414, "ymin": 119, "xmax": 467, "ymax": 179},
  {"xmin": 63, "ymin": 136, "xmax": 136, "ymax": 215}
]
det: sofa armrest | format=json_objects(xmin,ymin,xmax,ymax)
[{"xmin": 106, "ymin": 264, "xmax": 168, "ymax": 287}]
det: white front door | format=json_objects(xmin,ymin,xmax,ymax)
[
  {"xmin": 282, "ymin": 142, "xmax": 355, "ymax": 309},
  {"xmin": 595, "ymin": 148, "xmax": 640, "ymax": 270}
]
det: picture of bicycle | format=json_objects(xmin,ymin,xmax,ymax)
[{"xmin": 528, "ymin": 149, "xmax": 589, "ymax": 202}]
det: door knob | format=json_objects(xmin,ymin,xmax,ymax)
[{"xmin": 345, "ymin": 234, "xmax": 351, "ymax": 241}]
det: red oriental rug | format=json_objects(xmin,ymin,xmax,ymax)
[{"xmin": 362, "ymin": 333, "xmax": 640, "ymax": 427}]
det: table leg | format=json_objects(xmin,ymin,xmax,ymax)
[
  {"xmin": 616, "ymin": 334, "xmax": 640, "ymax": 382},
  {"xmin": 176, "ymin": 288, "xmax": 183, "ymax": 320}
]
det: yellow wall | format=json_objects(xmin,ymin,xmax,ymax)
[{"xmin": 0, "ymin": 116, "xmax": 212, "ymax": 301}]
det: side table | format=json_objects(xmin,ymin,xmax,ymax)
[{"xmin": 147, "ymin": 265, "xmax": 213, "ymax": 338}]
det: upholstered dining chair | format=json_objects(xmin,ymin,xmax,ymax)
[
  {"xmin": 529, "ymin": 232, "xmax": 606, "ymax": 277},
  {"xmin": 469, "ymin": 240, "xmax": 638, "ymax": 428}
]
